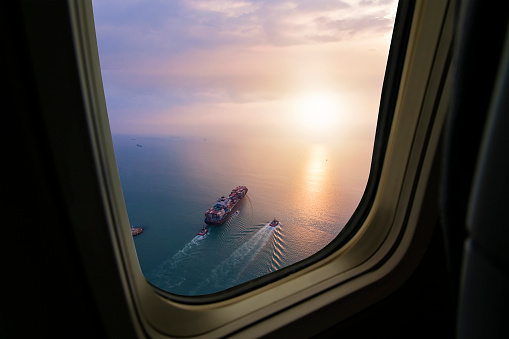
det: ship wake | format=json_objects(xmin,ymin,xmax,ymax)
[
  {"xmin": 191, "ymin": 226, "xmax": 275, "ymax": 295},
  {"xmin": 148, "ymin": 235, "xmax": 207, "ymax": 290}
]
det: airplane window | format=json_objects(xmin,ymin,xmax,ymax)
[{"xmin": 91, "ymin": 0, "xmax": 399, "ymax": 296}]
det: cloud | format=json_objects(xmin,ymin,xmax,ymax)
[
  {"xmin": 183, "ymin": 0, "xmax": 259, "ymax": 17},
  {"xmin": 312, "ymin": 15, "xmax": 395, "ymax": 40},
  {"xmin": 94, "ymin": 0, "xmax": 397, "ymax": 65},
  {"xmin": 92, "ymin": 0, "xmax": 398, "ymax": 136}
]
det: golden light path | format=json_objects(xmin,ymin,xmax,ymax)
[
  {"xmin": 304, "ymin": 144, "xmax": 329, "ymax": 195},
  {"xmin": 290, "ymin": 143, "xmax": 334, "ymax": 248}
]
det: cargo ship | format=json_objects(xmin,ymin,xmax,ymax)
[{"xmin": 204, "ymin": 186, "xmax": 248, "ymax": 225}]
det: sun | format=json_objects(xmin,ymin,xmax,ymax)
[{"xmin": 294, "ymin": 92, "xmax": 341, "ymax": 132}]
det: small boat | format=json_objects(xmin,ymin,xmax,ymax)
[
  {"xmin": 131, "ymin": 226, "xmax": 144, "ymax": 236},
  {"xmin": 197, "ymin": 226, "xmax": 209, "ymax": 236},
  {"xmin": 269, "ymin": 218, "xmax": 279, "ymax": 227}
]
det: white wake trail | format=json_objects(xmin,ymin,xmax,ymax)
[
  {"xmin": 191, "ymin": 226, "xmax": 274, "ymax": 294},
  {"xmin": 149, "ymin": 234, "xmax": 207, "ymax": 289}
]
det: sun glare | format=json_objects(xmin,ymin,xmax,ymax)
[{"xmin": 294, "ymin": 92, "xmax": 341, "ymax": 133}]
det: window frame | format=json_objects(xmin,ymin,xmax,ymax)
[{"xmin": 68, "ymin": 0, "xmax": 454, "ymax": 337}]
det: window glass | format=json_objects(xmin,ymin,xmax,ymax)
[{"xmin": 92, "ymin": 0, "xmax": 398, "ymax": 296}]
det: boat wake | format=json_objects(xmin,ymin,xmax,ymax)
[
  {"xmin": 268, "ymin": 224, "xmax": 285, "ymax": 271},
  {"xmin": 148, "ymin": 235, "xmax": 207, "ymax": 290},
  {"xmin": 191, "ymin": 226, "xmax": 275, "ymax": 295}
]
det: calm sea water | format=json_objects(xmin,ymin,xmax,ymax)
[{"xmin": 112, "ymin": 135, "xmax": 372, "ymax": 296}]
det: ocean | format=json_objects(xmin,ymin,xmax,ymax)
[{"xmin": 112, "ymin": 134, "xmax": 372, "ymax": 296}]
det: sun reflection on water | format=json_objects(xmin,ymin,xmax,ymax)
[
  {"xmin": 304, "ymin": 144, "xmax": 329, "ymax": 194},
  {"xmin": 291, "ymin": 144, "xmax": 335, "ymax": 225}
]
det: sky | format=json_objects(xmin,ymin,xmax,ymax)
[{"xmin": 92, "ymin": 0, "xmax": 398, "ymax": 142}]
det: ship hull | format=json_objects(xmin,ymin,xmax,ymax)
[
  {"xmin": 204, "ymin": 186, "xmax": 248, "ymax": 225},
  {"xmin": 204, "ymin": 196, "xmax": 245, "ymax": 225}
]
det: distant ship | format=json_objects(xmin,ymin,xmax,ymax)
[
  {"xmin": 269, "ymin": 218, "xmax": 280, "ymax": 227},
  {"xmin": 204, "ymin": 186, "xmax": 248, "ymax": 225}
]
